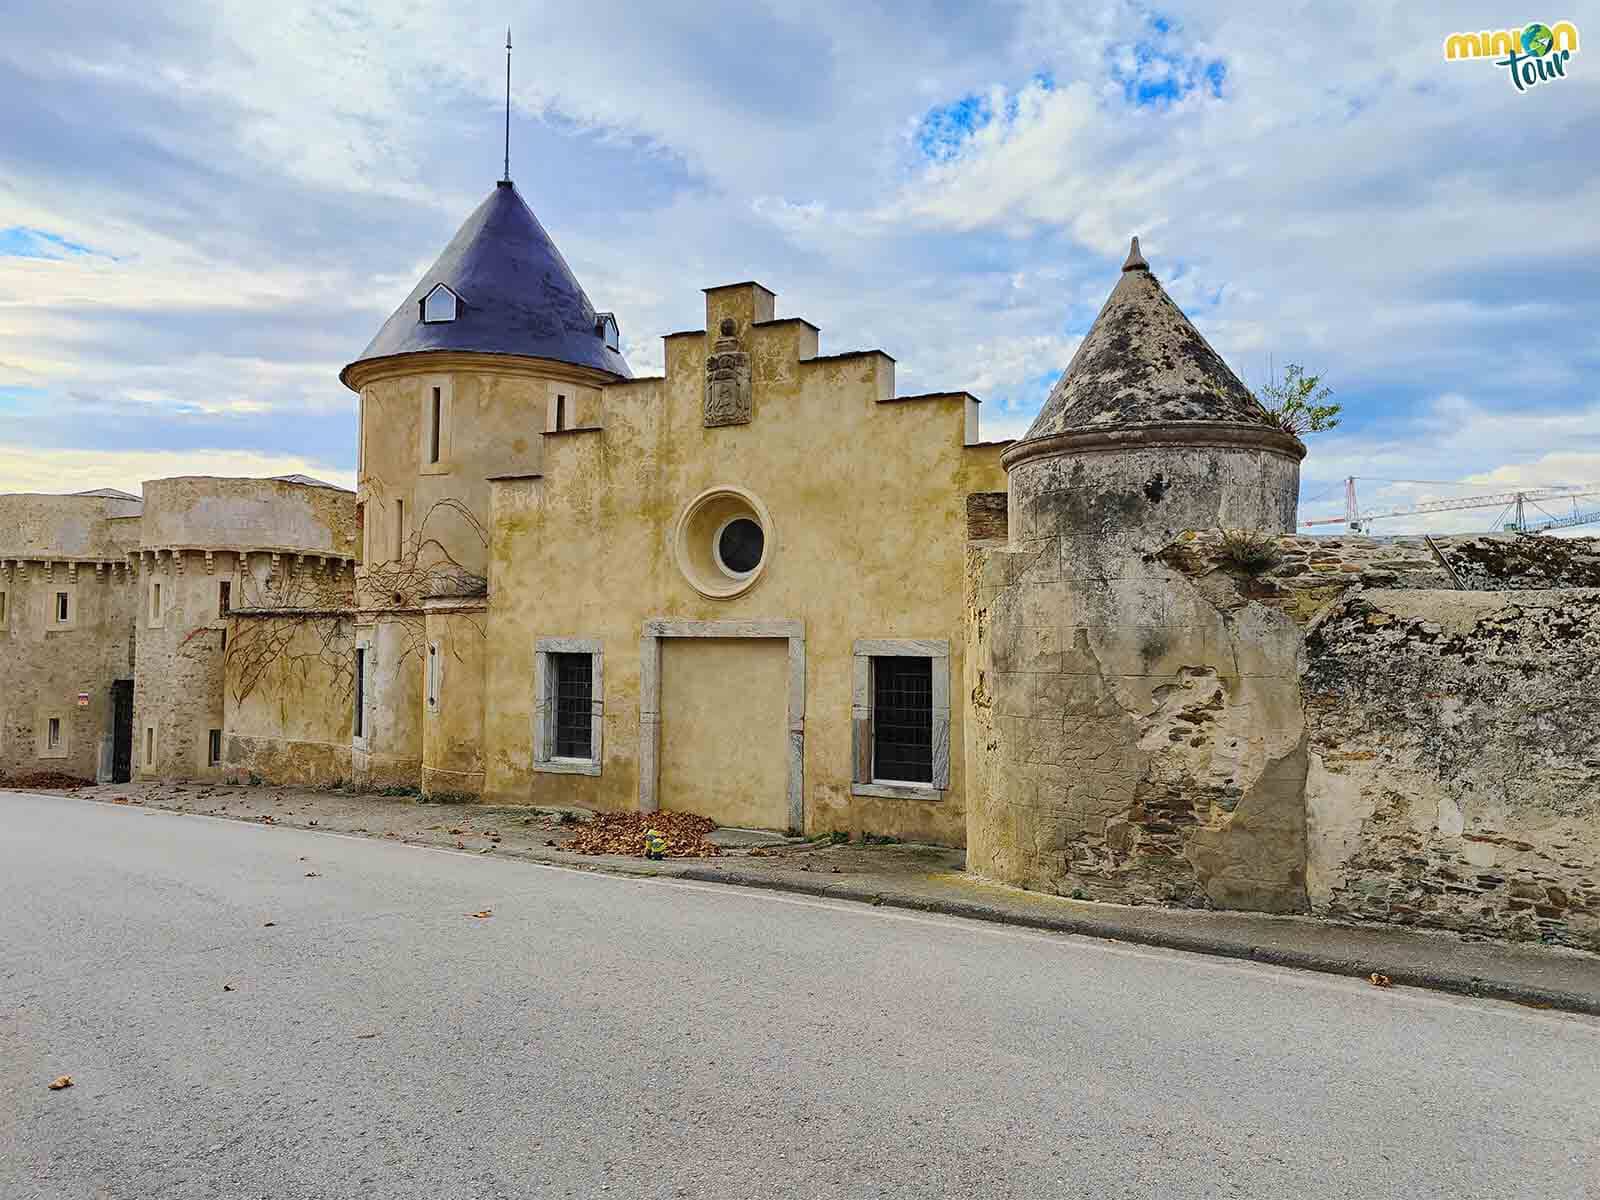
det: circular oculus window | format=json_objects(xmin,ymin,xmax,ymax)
[
  {"xmin": 674, "ymin": 487, "xmax": 773, "ymax": 599},
  {"xmin": 714, "ymin": 517, "xmax": 765, "ymax": 578}
]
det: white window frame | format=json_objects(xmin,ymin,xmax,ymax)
[
  {"xmin": 420, "ymin": 282, "xmax": 459, "ymax": 324},
  {"xmin": 425, "ymin": 640, "xmax": 442, "ymax": 716},
  {"xmin": 533, "ymin": 637, "xmax": 603, "ymax": 775},
  {"xmin": 40, "ymin": 713, "xmax": 68, "ymax": 759},
  {"xmin": 353, "ymin": 635, "xmax": 373, "ymax": 749},
  {"xmin": 850, "ymin": 639, "xmax": 950, "ymax": 800}
]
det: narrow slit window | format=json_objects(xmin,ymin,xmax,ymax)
[
  {"xmin": 145, "ymin": 726, "xmax": 154, "ymax": 765},
  {"xmin": 354, "ymin": 648, "xmax": 366, "ymax": 738},
  {"xmin": 394, "ymin": 499, "xmax": 405, "ymax": 561},
  {"xmin": 208, "ymin": 729, "xmax": 222, "ymax": 767},
  {"xmin": 218, "ymin": 580, "xmax": 231, "ymax": 617},
  {"xmin": 55, "ymin": 592, "xmax": 69, "ymax": 623},
  {"xmin": 426, "ymin": 643, "xmax": 440, "ymax": 711},
  {"xmin": 151, "ymin": 582, "xmax": 162, "ymax": 623},
  {"xmin": 428, "ymin": 387, "xmax": 442, "ymax": 464},
  {"xmin": 47, "ymin": 717, "xmax": 62, "ymax": 749},
  {"xmin": 0, "ymin": 591, "xmax": 7, "ymax": 625},
  {"xmin": 554, "ymin": 394, "xmax": 566, "ymax": 432},
  {"xmin": 872, "ymin": 656, "xmax": 933, "ymax": 784},
  {"xmin": 552, "ymin": 653, "xmax": 593, "ymax": 759}
]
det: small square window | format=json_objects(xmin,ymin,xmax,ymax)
[
  {"xmin": 208, "ymin": 729, "xmax": 223, "ymax": 767},
  {"xmin": 55, "ymin": 592, "xmax": 69, "ymax": 623}
]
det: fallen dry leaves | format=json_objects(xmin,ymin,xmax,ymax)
[
  {"xmin": 563, "ymin": 811, "xmax": 721, "ymax": 858},
  {"xmin": 1, "ymin": 771, "xmax": 93, "ymax": 790},
  {"xmin": 1369, "ymin": 972, "xmax": 1393, "ymax": 988},
  {"xmin": 47, "ymin": 1076, "xmax": 73, "ymax": 1090},
  {"xmin": 469, "ymin": 910, "xmax": 493, "ymax": 919}
]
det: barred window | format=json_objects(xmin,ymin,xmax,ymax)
[
  {"xmin": 552, "ymin": 652, "xmax": 594, "ymax": 760},
  {"xmin": 872, "ymin": 656, "xmax": 933, "ymax": 783}
]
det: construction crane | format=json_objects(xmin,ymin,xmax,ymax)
[{"xmin": 1302, "ymin": 477, "xmax": 1600, "ymax": 533}]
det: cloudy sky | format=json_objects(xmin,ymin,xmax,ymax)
[{"xmin": 2, "ymin": 2, "xmax": 1596, "ymax": 533}]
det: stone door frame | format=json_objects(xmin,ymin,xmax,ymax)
[{"xmin": 638, "ymin": 618, "xmax": 805, "ymax": 832}]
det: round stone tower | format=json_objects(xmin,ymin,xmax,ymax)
[
  {"xmin": 0, "ymin": 488, "xmax": 142, "ymax": 782},
  {"xmin": 969, "ymin": 239, "xmax": 1311, "ymax": 913},
  {"xmin": 340, "ymin": 178, "xmax": 630, "ymax": 795},
  {"xmin": 131, "ymin": 475, "xmax": 356, "ymax": 782}
]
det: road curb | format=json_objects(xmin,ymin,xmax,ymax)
[{"xmin": 676, "ymin": 867, "xmax": 1600, "ymax": 1017}]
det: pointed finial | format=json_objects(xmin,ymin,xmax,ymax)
[
  {"xmin": 502, "ymin": 28, "xmax": 513, "ymax": 183},
  {"xmin": 1122, "ymin": 236, "xmax": 1149, "ymax": 272}
]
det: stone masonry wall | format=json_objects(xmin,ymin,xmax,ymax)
[
  {"xmin": 969, "ymin": 441, "xmax": 1309, "ymax": 913},
  {"xmin": 1160, "ymin": 531, "xmax": 1600, "ymax": 950},
  {"xmin": 1303, "ymin": 588, "xmax": 1600, "ymax": 951}
]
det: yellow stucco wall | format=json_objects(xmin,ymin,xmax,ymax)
[
  {"xmin": 658, "ymin": 638, "xmax": 791, "ymax": 829},
  {"xmin": 348, "ymin": 355, "xmax": 611, "ymax": 791},
  {"xmin": 480, "ymin": 283, "xmax": 1008, "ymax": 842}
]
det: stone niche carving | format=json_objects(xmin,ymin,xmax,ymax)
[{"xmin": 704, "ymin": 318, "xmax": 752, "ymax": 427}]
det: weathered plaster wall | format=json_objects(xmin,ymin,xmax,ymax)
[
  {"xmin": 131, "ymin": 551, "xmax": 232, "ymax": 780},
  {"xmin": 1303, "ymin": 587, "xmax": 1600, "ymax": 951},
  {"xmin": 421, "ymin": 603, "xmax": 487, "ymax": 797},
  {"xmin": 482, "ymin": 283, "xmax": 1008, "ymax": 840},
  {"xmin": 225, "ymin": 609, "xmax": 355, "ymax": 787},
  {"xmin": 134, "ymin": 477, "xmax": 357, "ymax": 784},
  {"xmin": 349, "ymin": 358, "xmax": 598, "ymax": 790},
  {"xmin": 0, "ymin": 492, "xmax": 142, "ymax": 781},
  {"xmin": 0, "ymin": 564, "xmax": 138, "ymax": 780},
  {"xmin": 969, "ymin": 441, "xmax": 1309, "ymax": 912},
  {"xmin": 139, "ymin": 476, "xmax": 356, "ymax": 558}
]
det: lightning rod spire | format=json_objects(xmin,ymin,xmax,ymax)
[{"xmin": 502, "ymin": 28, "xmax": 513, "ymax": 183}]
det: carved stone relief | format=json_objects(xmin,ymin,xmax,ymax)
[{"xmin": 704, "ymin": 318, "xmax": 752, "ymax": 427}]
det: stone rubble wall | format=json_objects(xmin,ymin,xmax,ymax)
[
  {"xmin": 1302, "ymin": 587, "xmax": 1600, "ymax": 951},
  {"xmin": 1157, "ymin": 530, "xmax": 1600, "ymax": 950}
]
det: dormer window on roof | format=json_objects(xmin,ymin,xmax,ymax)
[
  {"xmin": 596, "ymin": 312, "xmax": 620, "ymax": 353},
  {"xmin": 421, "ymin": 283, "xmax": 459, "ymax": 324}
]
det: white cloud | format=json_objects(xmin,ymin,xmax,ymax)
[
  {"xmin": 0, "ymin": 0, "xmax": 1595, "ymax": 510},
  {"xmin": 0, "ymin": 445, "xmax": 352, "ymax": 498}
]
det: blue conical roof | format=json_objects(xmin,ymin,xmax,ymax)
[{"xmin": 342, "ymin": 181, "xmax": 631, "ymax": 385}]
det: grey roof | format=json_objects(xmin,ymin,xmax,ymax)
[
  {"xmin": 72, "ymin": 487, "xmax": 142, "ymax": 501},
  {"xmin": 1024, "ymin": 237, "xmax": 1273, "ymax": 439},
  {"xmin": 270, "ymin": 473, "xmax": 349, "ymax": 492},
  {"xmin": 342, "ymin": 181, "xmax": 631, "ymax": 385}
]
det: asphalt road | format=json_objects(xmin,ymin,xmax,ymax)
[{"xmin": 3, "ymin": 791, "xmax": 1596, "ymax": 1200}]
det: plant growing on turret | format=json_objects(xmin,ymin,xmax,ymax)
[{"xmin": 1258, "ymin": 362, "xmax": 1341, "ymax": 437}]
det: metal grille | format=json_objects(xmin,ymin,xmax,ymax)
[
  {"xmin": 553, "ymin": 653, "xmax": 593, "ymax": 759},
  {"xmin": 873, "ymin": 656, "xmax": 932, "ymax": 783}
]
